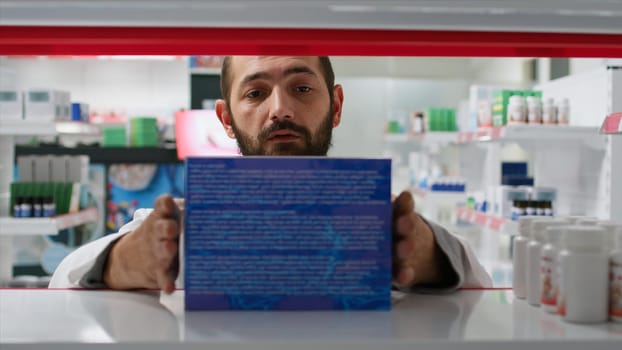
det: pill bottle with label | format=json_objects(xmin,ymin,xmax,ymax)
[
  {"xmin": 508, "ymin": 95, "xmax": 527, "ymax": 124},
  {"xmin": 20, "ymin": 196, "xmax": 33, "ymax": 218},
  {"xmin": 540, "ymin": 225, "xmax": 567, "ymax": 313},
  {"xmin": 12, "ymin": 197, "xmax": 22, "ymax": 217},
  {"xmin": 526, "ymin": 96, "xmax": 542, "ymax": 124},
  {"xmin": 611, "ymin": 228, "xmax": 622, "ymax": 323},
  {"xmin": 33, "ymin": 197, "xmax": 43, "ymax": 218},
  {"xmin": 527, "ymin": 218, "xmax": 566, "ymax": 306},
  {"xmin": 513, "ymin": 216, "xmax": 540, "ymax": 299},
  {"xmin": 43, "ymin": 196, "xmax": 56, "ymax": 217},
  {"xmin": 542, "ymin": 98, "xmax": 557, "ymax": 124},
  {"xmin": 558, "ymin": 226, "xmax": 608, "ymax": 323},
  {"xmin": 556, "ymin": 98, "xmax": 570, "ymax": 125}
]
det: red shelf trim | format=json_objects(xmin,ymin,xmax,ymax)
[{"xmin": 2, "ymin": 26, "xmax": 622, "ymax": 57}]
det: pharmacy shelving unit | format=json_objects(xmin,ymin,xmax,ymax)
[{"xmin": 0, "ymin": 119, "xmax": 100, "ymax": 282}]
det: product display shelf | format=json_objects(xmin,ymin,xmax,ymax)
[
  {"xmin": 601, "ymin": 112, "xmax": 622, "ymax": 134},
  {"xmin": 384, "ymin": 132, "xmax": 457, "ymax": 145},
  {"xmin": 0, "ymin": 120, "xmax": 100, "ymax": 136},
  {"xmin": 411, "ymin": 187, "xmax": 466, "ymax": 203},
  {"xmin": 2, "ymin": 289, "xmax": 622, "ymax": 349},
  {"xmin": 455, "ymin": 207, "xmax": 519, "ymax": 236},
  {"xmin": 0, "ymin": 207, "xmax": 98, "ymax": 236},
  {"xmin": 455, "ymin": 125, "xmax": 601, "ymax": 145},
  {"xmin": 0, "ymin": 120, "xmax": 56, "ymax": 136}
]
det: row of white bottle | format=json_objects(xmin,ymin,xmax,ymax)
[{"xmin": 512, "ymin": 215, "xmax": 622, "ymax": 323}]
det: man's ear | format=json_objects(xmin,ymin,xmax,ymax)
[
  {"xmin": 215, "ymin": 99, "xmax": 236, "ymax": 139},
  {"xmin": 332, "ymin": 84, "xmax": 344, "ymax": 128}
]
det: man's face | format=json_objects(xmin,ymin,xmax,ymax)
[{"xmin": 216, "ymin": 56, "xmax": 343, "ymax": 156}]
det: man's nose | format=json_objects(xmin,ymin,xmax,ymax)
[{"xmin": 269, "ymin": 87, "xmax": 294, "ymax": 121}]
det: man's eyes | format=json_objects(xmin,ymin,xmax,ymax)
[
  {"xmin": 244, "ymin": 85, "xmax": 312, "ymax": 99},
  {"xmin": 245, "ymin": 90, "xmax": 262, "ymax": 99}
]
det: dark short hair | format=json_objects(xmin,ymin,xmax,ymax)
[{"xmin": 220, "ymin": 56, "xmax": 335, "ymax": 108}]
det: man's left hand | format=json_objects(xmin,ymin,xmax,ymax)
[{"xmin": 392, "ymin": 191, "xmax": 451, "ymax": 288}]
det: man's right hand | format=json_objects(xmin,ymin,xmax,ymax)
[{"xmin": 104, "ymin": 194, "xmax": 181, "ymax": 294}]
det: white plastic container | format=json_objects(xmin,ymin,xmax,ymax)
[
  {"xmin": 541, "ymin": 98, "xmax": 557, "ymax": 124},
  {"xmin": 513, "ymin": 216, "xmax": 540, "ymax": 299},
  {"xmin": 508, "ymin": 95, "xmax": 527, "ymax": 124},
  {"xmin": 611, "ymin": 228, "xmax": 622, "ymax": 323},
  {"xmin": 540, "ymin": 225, "xmax": 567, "ymax": 313},
  {"xmin": 526, "ymin": 96, "xmax": 542, "ymax": 124},
  {"xmin": 556, "ymin": 98, "xmax": 570, "ymax": 125},
  {"xmin": 597, "ymin": 221, "xmax": 621, "ymax": 248},
  {"xmin": 527, "ymin": 218, "xmax": 566, "ymax": 306},
  {"xmin": 576, "ymin": 218, "xmax": 599, "ymax": 226},
  {"xmin": 558, "ymin": 226, "xmax": 609, "ymax": 323},
  {"xmin": 564, "ymin": 216, "xmax": 594, "ymax": 225}
]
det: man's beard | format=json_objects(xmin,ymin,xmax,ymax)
[{"xmin": 230, "ymin": 108, "xmax": 334, "ymax": 156}]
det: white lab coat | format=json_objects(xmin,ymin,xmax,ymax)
[{"xmin": 49, "ymin": 209, "xmax": 492, "ymax": 291}]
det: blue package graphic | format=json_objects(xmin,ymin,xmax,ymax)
[{"xmin": 184, "ymin": 157, "xmax": 392, "ymax": 311}]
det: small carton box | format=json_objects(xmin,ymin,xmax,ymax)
[
  {"xmin": 25, "ymin": 89, "xmax": 56, "ymax": 121},
  {"xmin": 66, "ymin": 155, "xmax": 89, "ymax": 184},
  {"xmin": 33, "ymin": 156, "xmax": 50, "ymax": 182},
  {"xmin": 17, "ymin": 156, "xmax": 35, "ymax": 182},
  {"xmin": 184, "ymin": 157, "xmax": 392, "ymax": 311},
  {"xmin": 50, "ymin": 155, "xmax": 67, "ymax": 182},
  {"xmin": 0, "ymin": 90, "xmax": 23, "ymax": 121}
]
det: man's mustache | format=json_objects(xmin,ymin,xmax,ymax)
[{"xmin": 258, "ymin": 120, "xmax": 311, "ymax": 142}]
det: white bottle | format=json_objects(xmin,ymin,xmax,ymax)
[
  {"xmin": 527, "ymin": 219, "xmax": 566, "ymax": 306},
  {"xmin": 540, "ymin": 225, "xmax": 567, "ymax": 313},
  {"xmin": 558, "ymin": 226, "xmax": 609, "ymax": 323},
  {"xmin": 526, "ymin": 96, "xmax": 542, "ymax": 124},
  {"xmin": 597, "ymin": 221, "xmax": 621, "ymax": 249},
  {"xmin": 563, "ymin": 216, "xmax": 594, "ymax": 225},
  {"xmin": 576, "ymin": 218, "xmax": 599, "ymax": 226},
  {"xmin": 611, "ymin": 228, "xmax": 622, "ymax": 323},
  {"xmin": 508, "ymin": 95, "xmax": 527, "ymax": 124},
  {"xmin": 556, "ymin": 98, "xmax": 570, "ymax": 125},
  {"xmin": 513, "ymin": 216, "xmax": 540, "ymax": 299},
  {"xmin": 541, "ymin": 98, "xmax": 557, "ymax": 125}
]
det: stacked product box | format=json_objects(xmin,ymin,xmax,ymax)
[
  {"xmin": 130, "ymin": 117, "xmax": 159, "ymax": 147},
  {"xmin": 425, "ymin": 108, "xmax": 457, "ymax": 132}
]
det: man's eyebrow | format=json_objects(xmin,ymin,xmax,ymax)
[
  {"xmin": 240, "ymin": 65, "xmax": 317, "ymax": 86},
  {"xmin": 283, "ymin": 65, "xmax": 317, "ymax": 78}
]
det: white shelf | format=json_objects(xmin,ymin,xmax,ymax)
[
  {"xmin": 456, "ymin": 207, "xmax": 519, "ymax": 236},
  {"xmin": 384, "ymin": 132, "xmax": 457, "ymax": 144},
  {"xmin": 0, "ymin": 120, "xmax": 100, "ymax": 136},
  {"xmin": 0, "ymin": 207, "xmax": 98, "ymax": 236},
  {"xmin": 456, "ymin": 125, "xmax": 601, "ymax": 144},
  {"xmin": 387, "ymin": 126, "xmax": 601, "ymax": 147},
  {"xmin": 0, "ymin": 120, "xmax": 56, "ymax": 136},
  {"xmin": 3, "ymin": 289, "xmax": 622, "ymax": 348},
  {"xmin": 601, "ymin": 112, "xmax": 622, "ymax": 134}
]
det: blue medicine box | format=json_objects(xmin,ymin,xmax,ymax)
[{"xmin": 184, "ymin": 157, "xmax": 392, "ymax": 311}]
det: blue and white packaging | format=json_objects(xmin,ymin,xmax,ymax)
[{"xmin": 184, "ymin": 157, "xmax": 392, "ymax": 311}]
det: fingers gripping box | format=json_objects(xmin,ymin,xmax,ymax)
[{"xmin": 184, "ymin": 157, "xmax": 392, "ymax": 310}]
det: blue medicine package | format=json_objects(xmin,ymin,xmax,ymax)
[{"xmin": 184, "ymin": 157, "xmax": 392, "ymax": 310}]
